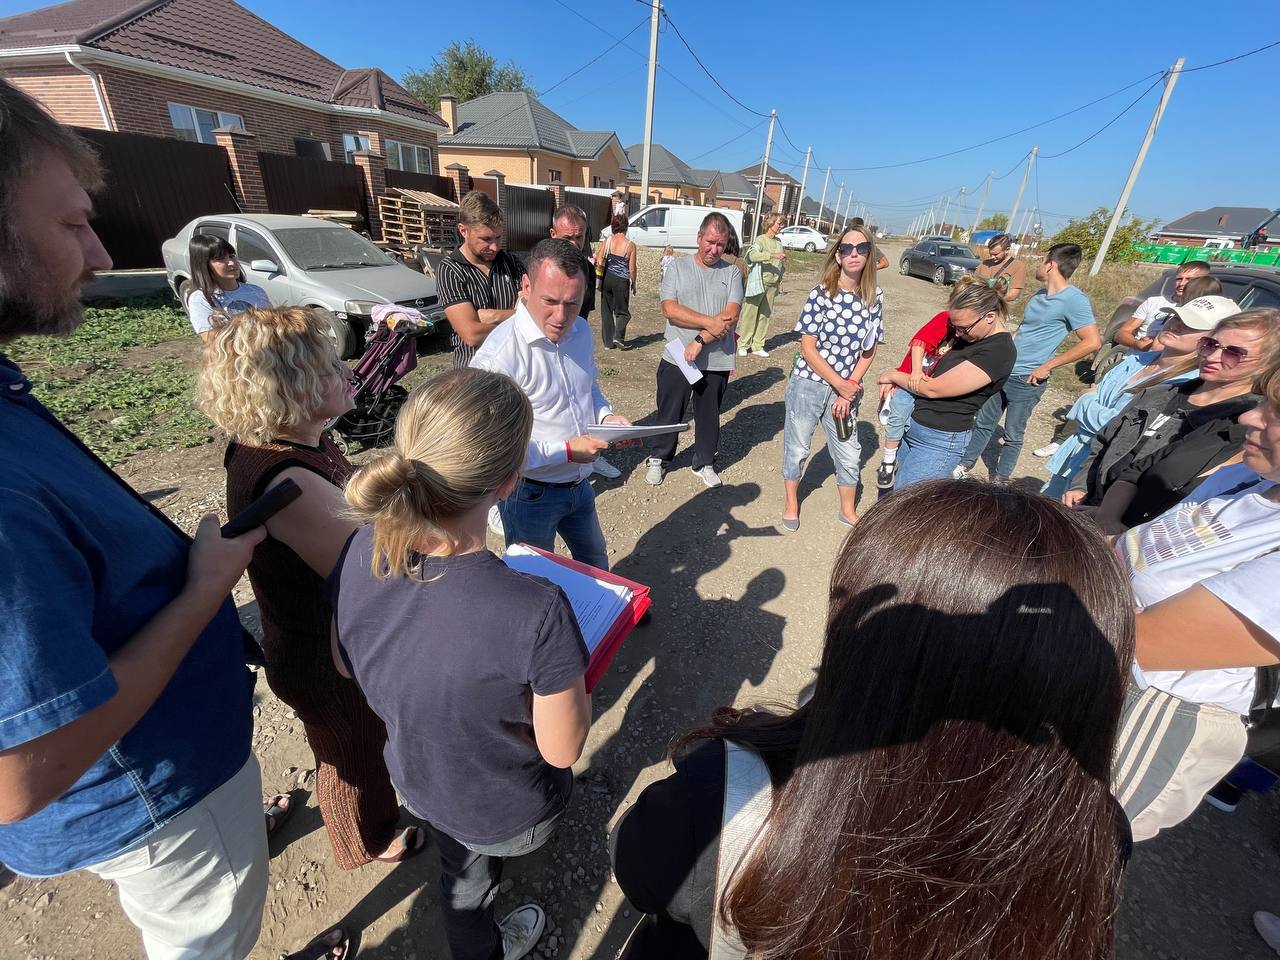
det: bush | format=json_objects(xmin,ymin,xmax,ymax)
[{"xmin": 1048, "ymin": 207, "xmax": 1160, "ymax": 265}]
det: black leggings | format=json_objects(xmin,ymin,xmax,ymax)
[{"xmin": 600, "ymin": 273, "xmax": 631, "ymax": 347}]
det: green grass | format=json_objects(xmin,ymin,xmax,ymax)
[{"xmin": 6, "ymin": 295, "xmax": 212, "ymax": 465}]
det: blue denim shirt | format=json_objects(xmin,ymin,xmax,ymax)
[{"xmin": 0, "ymin": 355, "xmax": 251, "ymax": 877}]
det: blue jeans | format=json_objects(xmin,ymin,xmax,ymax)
[
  {"xmin": 781, "ymin": 375, "xmax": 861, "ymax": 487},
  {"xmin": 895, "ymin": 419, "xmax": 973, "ymax": 489},
  {"xmin": 425, "ymin": 808, "xmax": 565, "ymax": 960},
  {"xmin": 499, "ymin": 477, "xmax": 609, "ymax": 571},
  {"xmin": 882, "ymin": 387, "xmax": 916, "ymax": 442},
  {"xmin": 960, "ymin": 376, "xmax": 1048, "ymax": 479}
]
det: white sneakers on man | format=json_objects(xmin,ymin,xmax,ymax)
[
  {"xmin": 500, "ymin": 904, "xmax": 545, "ymax": 960},
  {"xmin": 1033, "ymin": 442, "xmax": 1061, "ymax": 458},
  {"xmin": 487, "ymin": 504, "xmax": 504, "ymax": 536},
  {"xmin": 592, "ymin": 457, "xmax": 621, "ymax": 479},
  {"xmin": 645, "ymin": 458, "xmax": 666, "ymax": 485},
  {"xmin": 692, "ymin": 465, "xmax": 723, "ymax": 488},
  {"xmin": 951, "ymin": 464, "xmax": 968, "ymax": 480}
]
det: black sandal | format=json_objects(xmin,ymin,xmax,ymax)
[
  {"xmin": 263, "ymin": 793, "xmax": 295, "ymax": 836},
  {"xmin": 283, "ymin": 925, "xmax": 355, "ymax": 960}
]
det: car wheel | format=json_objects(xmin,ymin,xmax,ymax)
[
  {"xmin": 933, "ymin": 266, "xmax": 947, "ymax": 285},
  {"xmin": 804, "ymin": 241, "xmax": 816, "ymax": 252},
  {"xmin": 316, "ymin": 307, "xmax": 362, "ymax": 360},
  {"xmin": 899, "ymin": 259, "xmax": 911, "ymax": 276}
]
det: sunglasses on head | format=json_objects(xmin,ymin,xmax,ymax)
[
  {"xmin": 1197, "ymin": 336, "xmax": 1251, "ymax": 368},
  {"xmin": 838, "ymin": 241, "xmax": 872, "ymax": 257}
]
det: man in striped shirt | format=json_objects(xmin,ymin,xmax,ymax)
[{"xmin": 437, "ymin": 190, "xmax": 526, "ymax": 369}]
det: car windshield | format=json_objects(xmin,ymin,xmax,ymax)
[
  {"xmin": 938, "ymin": 244, "xmax": 972, "ymax": 259},
  {"xmin": 272, "ymin": 227, "xmax": 392, "ymax": 270}
]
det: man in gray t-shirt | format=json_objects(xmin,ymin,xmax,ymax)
[{"xmin": 646, "ymin": 212, "xmax": 744, "ymax": 488}]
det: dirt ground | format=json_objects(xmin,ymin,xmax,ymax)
[{"xmin": 5, "ymin": 242, "xmax": 1278, "ymax": 960}]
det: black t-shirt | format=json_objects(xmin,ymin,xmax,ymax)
[
  {"xmin": 911, "ymin": 331, "xmax": 1016, "ymax": 432},
  {"xmin": 330, "ymin": 531, "xmax": 589, "ymax": 845}
]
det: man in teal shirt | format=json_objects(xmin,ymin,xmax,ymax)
[{"xmin": 955, "ymin": 243, "xmax": 1101, "ymax": 482}]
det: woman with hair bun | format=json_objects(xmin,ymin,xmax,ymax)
[
  {"xmin": 198, "ymin": 305, "xmax": 425, "ymax": 872},
  {"xmin": 332, "ymin": 367, "xmax": 593, "ymax": 960}
]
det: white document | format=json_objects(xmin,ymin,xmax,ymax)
[
  {"xmin": 663, "ymin": 338, "xmax": 704, "ymax": 384},
  {"xmin": 502, "ymin": 544, "xmax": 631, "ymax": 654},
  {"xmin": 587, "ymin": 422, "xmax": 690, "ymax": 441}
]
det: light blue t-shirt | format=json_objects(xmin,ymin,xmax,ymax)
[{"xmin": 1011, "ymin": 285, "xmax": 1095, "ymax": 376}]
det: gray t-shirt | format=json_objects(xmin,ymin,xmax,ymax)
[{"xmin": 659, "ymin": 255, "xmax": 745, "ymax": 373}]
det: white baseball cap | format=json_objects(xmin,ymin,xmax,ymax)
[{"xmin": 1166, "ymin": 295, "xmax": 1242, "ymax": 331}]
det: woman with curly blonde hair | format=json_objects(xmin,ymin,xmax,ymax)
[{"xmin": 197, "ymin": 306, "xmax": 426, "ymax": 872}]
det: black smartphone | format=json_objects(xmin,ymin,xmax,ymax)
[{"xmin": 221, "ymin": 479, "xmax": 302, "ymax": 538}]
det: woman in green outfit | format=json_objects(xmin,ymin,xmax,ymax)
[{"xmin": 738, "ymin": 213, "xmax": 787, "ymax": 357}]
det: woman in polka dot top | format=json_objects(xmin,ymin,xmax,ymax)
[{"xmin": 780, "ymin": 226, "xmax": 884, "ymax": 530}]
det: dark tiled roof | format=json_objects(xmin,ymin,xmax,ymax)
[
  {"xmin": 687, "ymin": 167, "xmax": 720, "ymax": 189},
  {"xmin": 0, "ymin": 0, "xmax": 445, "ymax": 125},
  {"xmin": 624, "ymin": 142, "xmax": 697, "ymax": 185},
  {"xmin": 1156, "ymin": 206, "xmax": 1273, "ymax": 239},
  {"xmin": 716, "ymin": 171, "xmax": 756, "ymax": 198},
  {"xmin": 440, "ymin": 91, "xmax": 629, "ymax": 166},
  {"xmin": 800, "ymin": 197, "xmax": 837, "ymax": 219},
  {"xmin": 735, "ymin": 162, "xmax": 799, "ymax": 185}
]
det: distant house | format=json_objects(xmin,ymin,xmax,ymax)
[
  {"xmin": 798, "ymin": 196, "xmax": 838, "ymax": 231},
  {"xmin": 436, "ymin": 91, "xmax": 633, "ymax": 189},
  {"xmin": 713, "ymin": 170, "xmax": 770, "ymax": 222},
  {"xmin": 0, "ymin": 0, "xmax": 447, "ymax": 171},
  {"xmin": 735, "ymin": 163, "xmax": 801, "ymax": 223},
  {"xmin": 624, "ymin": 143, "xmax": 721, "ymax": 206},
  {"xmin": 1154, "ymin": 206, "xmax": 1274, "ymax": 247}
]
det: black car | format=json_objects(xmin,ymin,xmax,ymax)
[
  {"xmin": 899, "ymin": 239, "xmax": 980, "ymax": 285},
  {"xmin": 1092, "ymin": 262, "xmax": 1280, "ymax": 372}
]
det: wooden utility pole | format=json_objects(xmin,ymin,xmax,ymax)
[{"xmin": 1089, "ymin": 59, "xmax": 1184, "ymax": 276}]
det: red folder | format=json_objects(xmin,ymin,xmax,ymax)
[{"xmin": 519, "ymin": 544, "xmax": 651, "ymax": 692}]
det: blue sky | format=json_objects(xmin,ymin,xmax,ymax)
[{"xmin": 5, "ymin": 0, "xmax": 1277, "ymax": 233}]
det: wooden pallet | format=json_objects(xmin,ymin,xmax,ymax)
[{"xmin": 378, "ymin": 188, "xmax": 458, "ymax": 247}]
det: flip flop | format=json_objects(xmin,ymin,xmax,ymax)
[
  {"xmin": 282, "ymin": 925, "xmax": 355, "ymax": 960},
  {"xmin": 374, "ymin": 826, "xmax": 426, "ymax": 863},
  {"xmin": 264, "ymin": 793, "xmax": 295, "ymax": 836}
]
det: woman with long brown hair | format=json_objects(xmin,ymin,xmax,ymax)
[{"xmin": 611, "ymin": 480, "xmax": 1134, "ymax": 960}]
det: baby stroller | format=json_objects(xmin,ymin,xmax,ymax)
[{"xmin": 329, "ymin": 303, "xmax": 435, "ymax": 451}]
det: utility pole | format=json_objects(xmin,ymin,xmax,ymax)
[
  {"xmin": 925, "ymin": 207, "xmax": 936, "ymax": 233},
  {"xmin": 751, "ymin": 109, "xmax": 777, "ymax": 240},
  {"xmin": 794, "ymin": 146, "xmax": 812, "ymax": 226},
  {"xmin": 938, "ymin": 195, "xmax": 952, "ymax": 238},
  {"xmin": 951, "ymin": 187, "xmax": 966, "ymax": 238},
  {"xmin": 816, "ymin": 166, "xmax": 831, "ymax": 232},
  {"xmin": 971, "ymin": 170, "xmax": 994, "ymax": 236},
  {"xmin": 638, "ymin": 0, "xmax": 661, "ymax": 211},
  {"xmin": 1090, "ymin": 58, "xmax": 1185, "ymax": 276},
  {"xmin": 1007, "ymin": 145, "xmax": 1037, "ymax": 245},
  {"xmin": 833, "ymin": 182, "xmax": 845, "ymax": 233}
]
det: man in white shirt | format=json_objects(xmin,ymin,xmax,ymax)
[
  {"xmin": 1113, "ymin": 259, "xmax": 1210, "ymax": 350},
  {"xmin": 471, "ymin": 238, "xmax": 634, "ymax": 570}
]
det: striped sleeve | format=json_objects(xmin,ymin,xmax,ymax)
[{"xmin": 435, "ymin": 258, "xmax": 471, "ymax": 309}]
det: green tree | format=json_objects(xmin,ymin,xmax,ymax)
[
  {"xmin": 402, "ymin": 41, "xmax": 532, "ymax": 110},
  {"xmin": 1048, "ymin": 207, "xmax": 1160, "ymax": 264},
  {"xmin": 977, "ymin": 213, "xmax": 1009, "ymax": 231}
]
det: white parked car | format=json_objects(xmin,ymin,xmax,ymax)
[
  {"xmin": 777, "ymin": 225, "xmax": 828, "ymax": 252},
  {"xmin": 161, "ymin": 214, "xmax": 446, "ymax": 359},
  {"xmin": 600, "ymin": 204, "xmax": 746, "ymax": 251}
]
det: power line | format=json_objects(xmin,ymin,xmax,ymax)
[
  {"xmin": 1039, "ymin": 74, "xmax": 1165, "ymax": 160},
  {"xmin": 658, "ymin": 8, "xmax": 771, "ymax": 119},
  {"xmin": 684, "ymin": 120, "xmax": 767, "ymax": 163},
  {"xmin": 1180, "ymin": 38, "xmax": 1280, "ymax": 72}
]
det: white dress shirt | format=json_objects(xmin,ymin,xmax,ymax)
[{"xmin": 470, "ymin": 302, "xmax": 613, "ymax": 483}]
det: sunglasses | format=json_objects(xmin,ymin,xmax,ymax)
[
  {"xmin": 951, "ymin": 312, "xmax": 991, "ymax": 334},
  {"xmin": 838, "ymin": 241, "xmax": 872, "ymax": 257},
  {"xmin": 1197, "ymin": 336, "xmax": 1252, "ymax": 369}
]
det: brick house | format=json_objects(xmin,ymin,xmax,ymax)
[
  {"xmin": 435, "ymin": 91, "xmax": 633, "ymax": 190},
  {"xmin": 0, "ymin": 0, "xmax": 447, "ymax": 177},
  {"xmin": 1153, "ymin": 206, "xmax": 1275, "ymax": 248},
  {"xmin": 711, "ymin": 170, "xmax": 770, "ymax": 220},
  {"xmin": 735, "ymin": 163, "xmax": 800, "ymax": 223},
  {"xmin": 623, "ymin": 143, "xmax": 721, "ymax": 207}
]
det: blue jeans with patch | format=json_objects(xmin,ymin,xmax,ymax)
[
  {"xmin": 882, "ymin": 387, "xmax": 916, "ymax": 442},
  {"xmin": 960, "ymin": 376, "xmax": 1048, "ymax": 479},
  {"xmin": 499, "ymin": 477, "xmax": 609, "ymax": 571},
  {"xmin": 781, "ymin": 374, "xmax": 861, "ymax": 487},
  {"xmin": 895, "ymin": 419, "xmax": 973, "ymax": 489}
]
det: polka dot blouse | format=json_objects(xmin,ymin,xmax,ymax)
[{"xmin": 792, "ymin": 283, "xmax": 884, "ymax": 383}]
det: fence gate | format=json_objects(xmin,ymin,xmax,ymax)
[
  {"xmin": 258, "ymin": 152, "xmax": 369, "ymax": 227},
  {"xmin": 503, "ymin": 183, "xmax": 556, "ymax": 253},
  {"xmin": 75, "ymin": 127, "xmax": 237, "ymax": 269},
  {"xmin": 567, "ymin": 189, "xmax": 612, "ymax": 241}
]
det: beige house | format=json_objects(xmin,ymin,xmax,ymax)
[{"xmin": 436, "ymin": 91, "xmax": 633, "ymax": 189}]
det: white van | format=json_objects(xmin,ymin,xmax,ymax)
[{"xmin": 602, "ymin": 204, "xmax": 746, "ymax": 251}]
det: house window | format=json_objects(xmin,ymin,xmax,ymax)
[
  {"xmin": 294, "ymin": 137, "xmax": 331, "ymax": 160},
  {"xmin": 548, "ymin": 169, "xmax": 563, "ymax": 183},
  {"xmin": 342, "ymin": 133, "xmax": 371, "ymax": 164},
  {"xmin": 385, "ymin": 139, "xmax": 434, "ymax": 174},
  {"xmin": 168, "ymin": 103, "xmax": 243, "ymax": 145}
]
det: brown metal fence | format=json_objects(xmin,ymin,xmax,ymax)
[
  {"xmin": 470, "ymin": 176, "xmax": 498, "ymax": 204},
  {"xmin": 75, "ymin": 127, "xmax": 238, "ymax": 269},
  {"xmin": 385, "ymin": 168, "xmax": 454, "ymax": 200},
  {"xmin": 258, "ymin": 152, "xmax": 368, "ymax": 226},
  {"xmin": 502, "ymin": 183, "xmax": 556, "ymax": 253},
  {"xmin": 567, "ymin": 189, "xmax": 612, "ymax": 240}
]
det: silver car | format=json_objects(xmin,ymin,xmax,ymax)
[{"xmin": 161, "ymin": 214, "xmax": 446, "ymax": 358}]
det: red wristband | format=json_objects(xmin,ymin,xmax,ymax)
[{"xmin": 566, "ymin": 440, "xmax": 572, "ymax": 463}]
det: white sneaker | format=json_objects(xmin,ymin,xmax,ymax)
[
  {"xmin": 1033, "ymin": 442, "xmax": 1061, "ymax": 459},
  {"xmin": 951, "ymin": 464, "xmax": 968, "ymax": 480},
  {"xmin": 752, "ymin": 348, "xmax": 770, "ymax": 358},
  {"xmin": 500, "ymin": 903, "xmax": 545, "ymax": 960},
  {"xmin": 1254, "ymin": 911, "xmax": 1280, "ymax": 954},
  {"xmin": 645, "ymin": 458, "xmax": 666, "ymax": 485},
  {"xmin": 592, "ymin": 456, "xmax": 621, "ymax": 479},
  {"xmin": 487, "ymin": 504, "xmax": 504, "ymax": 536},
  {"xmin": 737, "ymin": 347, "xmax": 749, "ymax": 356},
  {"xmin": 692, "ymin": 465, "xmax": 722, "ymax": 488}
]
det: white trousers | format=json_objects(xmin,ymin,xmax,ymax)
[{"xmin": 84, "ymin": 755, "xmax": 268, "ymax": 959}]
